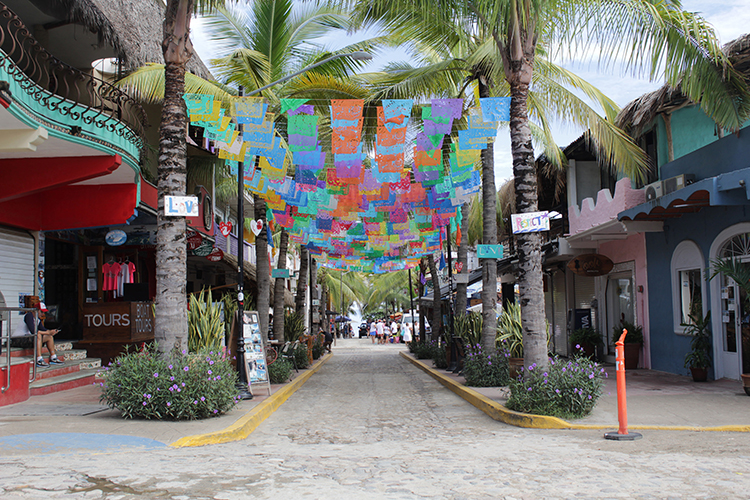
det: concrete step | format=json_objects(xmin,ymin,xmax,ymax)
[
  {"xmin": 13, "ymin": 355, "xmax": 102, "ymax": 380},
  {"xmin": 29, "ymin": 368, "xmax": 99, "ymax": 396},
  {"xmin": 9, "ymin": 341, "xmax": 74, "ymax": 358}
]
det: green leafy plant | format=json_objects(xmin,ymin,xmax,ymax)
[
  {"xmin": 454, "ymin": 312, "xmax": 482, "ymax": 347},
  {"xmin": 431, "ymin": 340, "xmax": 448, "ymax": 369},
  {"xmin": 293, "ymin": 343, "xmax": 310, "ymax": 369},
  {"xmin": 268, "ymin": 358, "xmax": 293, "ymax": 384},
  {"xmin": 506, "ymin": 353, "xmax": 606, "ymax": 419},
  {"xmin": 99, "ymin": 344, "xmax": 239, "ymax": 420},
  {"xmin": 284, "ymin": 311, "xmax": 307, "ymax": 343},
  {"xmin": 683, "ymin": 311, "xmax": 712, "ymax": 369},
  {"xmin": 612, "ymin": 320, "xmax": 643, "ymax": 344},
  {"xmin": 496, "ymin": 302, "xmax": 523, "ymax": 357},
  {"xmin": 410, "ymin": 341, "xmax": 432, "ymax": 359},
  {"xmin": 188, "ymin": 288, "xmax": 225, "ymax": 353},
  {"xmin": 569, "ymin": 327, "xmax": 603, "ymax": 346},
  {"xmin": 462, "ymin": 344, "xmax": 510, "ymax": 387},
  {"xmin": 311, "ymin": 335, "xmax": 324, "ymax": 360}
]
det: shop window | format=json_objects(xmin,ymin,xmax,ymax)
[
  {"xmin": 679, "ymin": 269, "xmax": 703, "ymax": 324},
  {"xmin": 671, "ymin": 240, "xmax": 705, "ymax": 333}
]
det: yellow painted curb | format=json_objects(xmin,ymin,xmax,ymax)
[
  {"xmin": 399, "ymin": 352, "xmax": 750, "ymax": 433},
  {"xmin": 171, "ymin": 353, "xmax": 333, "ymax": 447}
]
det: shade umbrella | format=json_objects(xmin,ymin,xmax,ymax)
[{"xmin": 335, "ymin": 315, "xmax": 351, "ymax": 322}]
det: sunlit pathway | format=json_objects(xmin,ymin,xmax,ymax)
[{"xmin": 1, "ymin": 338, "xmax": 749, "ymax": 498}]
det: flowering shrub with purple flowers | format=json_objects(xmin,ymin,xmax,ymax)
[
  {"xmin": 99, "ymin": 344, "xmax": 239, "ymax": 420},
  {"xmin": 506, "ymin": 350, "xmax": 606, "ymax": 419},
  {"xmin": 462, "ymin": 344, "xmax": 510, "ymax": 387}
]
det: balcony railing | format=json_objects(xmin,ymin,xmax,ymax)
[{"xmin": 0, "ymin": 3, "xmax": 148, "ymax": 149}]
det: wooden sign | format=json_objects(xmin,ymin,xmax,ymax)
[{"xmin": 567, "ymin": 254, "xmax": 614, "ymax": 277}]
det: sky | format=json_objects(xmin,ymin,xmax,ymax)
[{"xmin": 191, "ymin": 1, "xmax": 750, "ymax": 187}]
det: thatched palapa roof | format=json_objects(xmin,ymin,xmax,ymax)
[
  {"xmin": 60, "ymin": 0, "xmax": 212, "ymax": 79},
  {"xmin": 616, "ymin": 33, "xmax": 750, "ymax": 135}
]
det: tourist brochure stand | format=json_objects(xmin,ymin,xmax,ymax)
[{"xmin": 242, "ymin": 311, "xmax": 271, "ymax": 396}]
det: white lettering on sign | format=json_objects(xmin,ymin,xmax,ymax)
[
  {"xmin": 84, "ymin": 313, "xmax": 131, "ymax": 328},
  {"xmin": 164, "ymin": 195, "xmax": 199, "ymax": 217},
  {"xmin": 511, "ymin": 211, "xmax": 550, "ymax": 234},
  {"xmin": 134, "ymin": 303, "xmax": 153, "ymax": 334}
]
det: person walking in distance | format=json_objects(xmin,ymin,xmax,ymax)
[
  {"xmin": 369, "ymin": 320, "xmax": 377, "ymax": 344},
  {"xmin": 376, "ymin": 319, "xmax": 385, "ymax": 344}
]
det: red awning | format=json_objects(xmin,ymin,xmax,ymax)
[{"xmin": 0, "ymin": 154, "xmax": 138, "ymax": 230}]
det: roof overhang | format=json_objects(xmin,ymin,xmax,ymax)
[
  {"xmin": 618, "ymin": 166, "xmax": 750, "ymax": 223},
  {"xmin": 563, "ymin": 218, "xmax": 664, "ymax": 250}
]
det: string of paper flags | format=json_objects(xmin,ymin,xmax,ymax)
[{"xmin": 183, "ymin": 92, "xmax": 510, "ymax": 273}]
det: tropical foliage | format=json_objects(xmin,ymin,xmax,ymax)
[
  {"xmin": 99, "ymin": 344, "xmax": 239, "ymax": 420},
  {"xmin": 506, "ymin": 354, "xmax": 606, "ymax": 419},
  {"xmin": 463, "ymin": 344, "xmax": 510, "ymax": 387},
  {"xmin": 454, "ymin": 312, "xmax": 483, "ymax": 347},
  {"xmin": 496, "ymin": 302, "xmax": 523, "ymax": 358},
  {"xmin": 187, "ymin": 289, "xmax": 225, "ymax": 353},
  {"xmin": 683, "ymin": 311, "xmax": 712, "ymax": 370}
]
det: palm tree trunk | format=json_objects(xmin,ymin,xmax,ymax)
[
  {"xmin": 254, "ymin": 195, "xmax": 270, "ymax": 341},
  {"xmin": 478, "ymin": 78, "xmax": 498, "ymax": 355},
  {"xmin": 455, "ymin": 201, "xmax": 469, "ymax": 314},
  {"xmin": 154, "ymin": 0, "xmax": 194, "ymax": 356},
  {"xmin": 427, "ymin": 254, "xmax": 442, "ymax": 342},
  {"xmin": 295, "ymin": 246, "xmax": 308, "ymax": 314},
  {"xmin": 418, "ymin": 258, "xmax": 426, "ymax": 342},
  {"xmin": 509, "ymin": 75, "xmax": 547, "ymax": 371},
  {"xmin": 272, "ymin": 229, "xmax": 289, "ymax": 342},
  {"xmin": 310, "ymin": 256, "xmax": 318, "ymax": 331}
]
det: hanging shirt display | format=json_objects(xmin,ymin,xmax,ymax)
[
  {"xmin": 117, "ymin": 260, "xmax": 137, "ymax": 297},
  {"xmin": 102, "ymin": 261, "xmax": 120, "ymax": 292}
]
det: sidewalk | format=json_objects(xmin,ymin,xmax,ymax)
[
  {"xmin": 0, "ymin": 352, "xmax": 332, "ymax": 453},
  {"xmin": 401, "ymin": 352, "xmax": 750, "ymax": 432}
]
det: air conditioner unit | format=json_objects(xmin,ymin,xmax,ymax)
[
  {"xmin": 645, "ymin": 180, "xmax": 663, "ymax": 201},
  {"xmin": 663, "ymin": 174, "xmax": 694, "ymax": 195}
]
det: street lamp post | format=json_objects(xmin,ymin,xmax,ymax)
[{"xmin": 234, "ymin": 52, "xmax": 371, "ymax": 394}]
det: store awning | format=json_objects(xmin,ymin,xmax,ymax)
[
  {"xmin": 0, "ymin": 154, "xmax": 140, "ymax": 230},
  {"xmin": 618, "ymin": 166, "xmax": 750, "ymax": 223}
]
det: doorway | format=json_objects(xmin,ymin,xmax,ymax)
[{"xmin": 605, "ymin": 272, "xmax": 634, "ymax": 359}]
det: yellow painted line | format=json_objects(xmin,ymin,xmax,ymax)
[
  {"xmin": 171, "ymin": 353, "xmax": 332, "ymax": 447},
  {"xmin": 399, "ymin": 352, "xmax": 750, "ymax": 433}
]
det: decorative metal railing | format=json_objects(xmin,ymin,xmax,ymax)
[{"xmin": 0, "ymin": 3, "xmax": 148, "ymax": 149}]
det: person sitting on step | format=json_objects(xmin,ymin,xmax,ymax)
[{"xmin": 23, "ymin": 303, "xmax": 62, "ymax": 367}]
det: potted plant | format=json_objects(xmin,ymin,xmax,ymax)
[
  {"xmin": 682, "ymin": 311, "xmax": 711, "ymax": 382},
  {"xmin": 569, "ymin": 327, "xmax": 602, "ymax": 359},
  {"xmin": 496, "ymin": 302, "xmax": 524, "ymax": 378},
  {"xmin": 613, "ymin": 320, "xmax": 643, "ymax": 370}
]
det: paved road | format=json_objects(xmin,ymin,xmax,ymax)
[{"xmin": 2, "ymin": 339, "xmax": 750, "ymax": 499}]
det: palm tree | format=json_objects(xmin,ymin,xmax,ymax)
[
  {"xmin": 295, "ymin": 246, "xmax": 309, "ymax": 314},
  {"xmin": 201, "ymin": 0, "xmax": 378, "ymax": 341},
  {"xmin": 272, "ymin": 228, "xmax": 290, "ymax": 341},
  {"xmin": 349, "ymin": 0, "xmax": 750, "ymax": 370},
  {"xmin": 349, "ymin": 3, "xmax": 648, "ymax": 355},
  {"xmin": 154, "ymin": 0, "xmax": 243, "ymax": 356}
]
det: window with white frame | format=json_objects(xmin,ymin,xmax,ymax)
[{"xmin": 671, "ymin": 240, "xmax": 705, "ymax": 332}]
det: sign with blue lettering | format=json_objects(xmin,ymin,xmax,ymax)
[
  {"xmin": 477, "ymin": 244, "xmax": 504, "ymax": 259},
  {"xmin": 511, "ymin": 211, "xmax": 550, "ymax": 234},
  {"xmin": 164, "ymin": 196, "xmax": 199, "ymax": 217}
]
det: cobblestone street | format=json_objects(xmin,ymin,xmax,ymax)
[{"xmin": 2, "ymin": 339, "xmax": 750, "ymax": 499}]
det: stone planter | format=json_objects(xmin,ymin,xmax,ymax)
[
  {"xmin": 508, "ymin": 357, "xmax": 524, "ymax": 379},
  {"xmin": 690, "ymin": 367, "xmax": 708, "ymax": 382},
  {"xmin": 624, "ymin": 343, "xmax": 641, "ymax": 370},
  {"xmin": 741, "ymin": 373, "xmax": 750, "ymax": 396}
]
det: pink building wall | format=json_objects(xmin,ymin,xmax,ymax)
[
  {"xmin": 598, "ymin": 229, "xmax": 650, "ymax": 369},
  {"xmin": 568, "ymin": 178, "xmax": 646, "ymax": 236}
]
